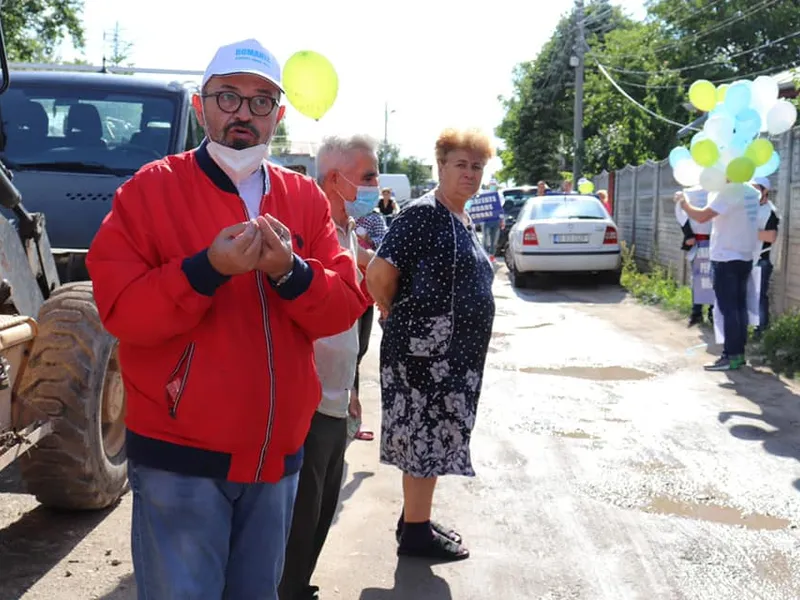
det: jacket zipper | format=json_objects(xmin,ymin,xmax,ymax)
[
  {"xmin": 167, "ymin": 342, "xmax": 196, "ymax": 418},
  {"xmin": 237, "ymin": 198, "xmax": 277, "ymax": 482}
]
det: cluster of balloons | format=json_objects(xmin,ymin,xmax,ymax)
[
  {"xmin": 669, "ymin": 75, "xmax": 797, "ymax": 191},
  {"xmin": 283, "ymin": 50, "xmax": 339, "ymax": 121}
]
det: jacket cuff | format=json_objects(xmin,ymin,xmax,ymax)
[
  {"xmin": 270, "ymin": 254, "xmax": 313, "ymax": 300},
  {"xmin": 181, "ymin": 249, "xmax": 230, "ymax": 297}
]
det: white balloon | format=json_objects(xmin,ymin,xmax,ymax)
[
  {"xmin": 704, "ymin": 113, "xmax": 735, "ymax": 148},
  {"xmin": 767, "ymin": 99, "xmax": 798, "ymax": 135},
  {"xmin": 699, "ymin": 167, "xmax": 727, "ymax": 192},
  {"xmin": 752, "ymin": 75, "xmax": 779, "ymax": 112},
  {"xmin": 674, "ymin": 160, "xmax": 702, "ymax": 187}
]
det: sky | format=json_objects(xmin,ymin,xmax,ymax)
[{"xmin": 60, "ymin": 0, "xmax": 646, "ymax": 179}]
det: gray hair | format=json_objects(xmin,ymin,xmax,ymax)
[{"xmin": 316, "ymin": 134, "xmax": 378, "ymax": 184}]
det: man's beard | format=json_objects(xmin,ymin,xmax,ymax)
[{"xmin": 223, "ymin": 121, "xmax": 262, "ymax": 150}]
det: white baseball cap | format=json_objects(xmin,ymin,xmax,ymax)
[
  {"xmin": 201, "ymin": 39, "xmax": 284, "ymax": 93},
  {"xmin": 752, "ymin": 176, "xmax": 772, "ymax": 190}
]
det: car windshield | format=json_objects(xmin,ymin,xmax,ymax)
[
  {"xmin": 0, "ymin": 83, "xmax": 178, "ymax": 174},
  {"xmin": 501, "ymin": 189, "xmax": 537, "ymax": 218},
  {"xmin": 526, "ymin": 195, "xmax": 608, "ymax": 220}
]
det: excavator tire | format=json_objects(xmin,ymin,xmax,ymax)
[{"xmin": 18, "ymin": 282, "xmax": 128, "ymax": 510}]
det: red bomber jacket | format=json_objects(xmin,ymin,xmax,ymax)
[{"xmin": 86, "ymin": 141, "xmax": 367, "ymax": 484}]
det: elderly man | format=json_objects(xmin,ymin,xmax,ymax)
[
  {"xmin": 279, "ymin": 135, "xmax": 379, "ymax": 600},
  {"xmin": 676, "ymin": 183, "xmax": 760, "ymax": 371},
  {"xmin": 753, "ymin": 176, "xmax": 780, "ymax": 337},
  {"xmin": 86, "ymin": 39, "xmax": 366, "ymax": 599}
]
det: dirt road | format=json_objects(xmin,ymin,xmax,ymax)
[{"xmin": 1, "ymin": 269, "xmax": 799, "ymax": 599}]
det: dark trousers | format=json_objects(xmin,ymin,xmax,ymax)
[
  {"xmin": 353, "ymin": 305, "xmax": 374, "ymax": 394},
  {"xmin": 757, "ymin": 258, "xmax": 773, "ymax": 332},
  {"xmin": 712, "ymin": 259, "xmax": 752, "ymax": 358},
  {"xmin": 279, "ymin": 412, "xmax": 347, "ymax": 600}
]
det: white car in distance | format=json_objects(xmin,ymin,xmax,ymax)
[{"xmin": 504, "ymin": 193, "xmax": 621, "ymax": 288}]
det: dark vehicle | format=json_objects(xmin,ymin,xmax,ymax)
[
  {"xmin": 0, "ymin": 56, "xmax": 207, "ymax": 511},
  {"xmin": 0, "ymin": 71, "xmax": 203, "ymax": 282},
  {"xmin": 495, "ymin": 186, "xmax": 538, "ymax": 256}
]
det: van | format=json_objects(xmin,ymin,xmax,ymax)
[{"xmin": 379, "ymin": 174, "xmax": 412, "ymax": 206}]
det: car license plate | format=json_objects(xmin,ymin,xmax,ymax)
[{"xmin": 553, "ymin": 234, "xmax": 589, "ymax": 243}]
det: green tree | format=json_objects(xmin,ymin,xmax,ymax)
[
  {"xmin": 2, "ymin": 0, "xmax": 85, "ymax": 62},
  {"xmin": 399, "ymin": 156, "xmax": 429, "ymax": 187},
  {"xmin": 106, "ymin": 21, "xmax": 134, "ymax": 68},
  {"xmin": 377, "ymin": 141, "xmax": 402, "ymax": 173},
  {"xmin": 272, "ymin": 121, "xmax": 291, "ymax": 154},
  {"xmin": 496, "ymin": 0, "xmax": 800, "ymax": 181}
]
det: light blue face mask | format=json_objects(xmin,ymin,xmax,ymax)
[{"xmin": 338, "ymin": 173, "xmax": 380, "ymax": 218}]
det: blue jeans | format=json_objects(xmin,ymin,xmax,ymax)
[
  {"xmin": 129, "ymin": 460, "xmax": 299, "ymax": 600},
  {"xmin": 757, "ymin": 258, "xmax": 773, "ymax": 332},
  {"xmin": 483, "ymin": 223, "xmax": 501, "ymax": 256},
  {"xmin": 712, "ymin": 259, "xmax": 752, "ymax": 358}
]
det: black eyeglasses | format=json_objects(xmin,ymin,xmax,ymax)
[{"xmin": 202, "ymin": 91, "xmax": 279, "ymax": 117}]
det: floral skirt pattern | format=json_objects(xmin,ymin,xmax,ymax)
[{"xmin": 379, "ymin": 359, "xmax": 483, "ymax": 478}]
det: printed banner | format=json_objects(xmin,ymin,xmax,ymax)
[
  {"xmin": 691, "ymin": 240, "xmax": 715, "ymax": 306},
  {"xmin": 467, "ymin": 192, "xmax": 503, "ymax": 224}
]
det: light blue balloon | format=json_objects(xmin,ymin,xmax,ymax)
[
  {"xmin": 724, "ymin": 82, "xmax": 752, "ymax": 116},
  {"xmin": 735, "ymin": 108, "xmax": 761, "ymax": 140},
  {"xmin": 754, "ymin": 151, "xmax": 780, "ymax": 177},
  {"xmin": 709, "ymin": 102, "xmax": 733, "ymax": 119},
  {"xmin": 669, "ymin": 146, "xmax": 692, "ymax": 169}
]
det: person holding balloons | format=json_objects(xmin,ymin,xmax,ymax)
[{"xmin": 675, "ymin": 182, "xmax": 761, "ymax": 371}]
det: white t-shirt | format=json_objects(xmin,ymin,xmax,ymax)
[
  {"xmin": 313, "ymin": 220, "xmax": 361, "ymax": 419},
  {"xmin": 236, "ymin": 165, "xmax": 270, "ymax": 219},
  {"xmin": 708, "ymin": 184, "xmax": 760, "ymax": 262}
]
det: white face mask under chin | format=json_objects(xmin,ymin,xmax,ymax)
[{"xmin": 206, "ymin": 140, "xmax": 268, "ymax": 186}]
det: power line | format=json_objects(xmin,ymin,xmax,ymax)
[
  {"xmin": 591, "ymin": 0, "xmax": 781, "ymax": 60},
  {"xmin": 593, "ymin": 28, "xmax": 800, "ymax": 76},
  {"xmin": 592, "ymin": 58, "xmax": 700, "ymax": 131}
]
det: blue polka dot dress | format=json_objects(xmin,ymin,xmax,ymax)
[{"xmin": 376, "ymin": 193, "xmax": 495, "ymax": 478}]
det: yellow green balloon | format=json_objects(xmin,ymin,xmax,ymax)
[
  {"xmin": 578, "ymin": 180, "xmax": 594, "ymax": 194},
  {"xmin": 716, "ymin": 84, "xmax": 730, "ymax": 103},
  {"xmin": 689, "ymin": 79, "xmax": 717, "ymax": 112},
  {"xmin": 726, "ymin": 157, "xmax": 756, "ymax": 183},
  {"xmin": 283, "ymin": 50, "xmax": 339, "ymax": 121},
  {"xmin": 744, "ymin": 138, "xmax": 774, "ymax": 167},
  {"xmin": 690, "ymin": 139, "xmax": 720, "ymax": 167}
]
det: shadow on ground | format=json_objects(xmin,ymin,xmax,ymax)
[
  {"xmin": 718, "ymin": 367, "xmax": 800, "ymax": 491},
  {"xmin": 359, "ymin": 559, "xmax": 452, "ymax": 600},
  {"xmin": 0, "ymin": 501, "xmax": 117, "ymax": 598},
  {"xmin": 504, "ymin": 268, "xmax": 627, "ymax": 306},
  {"xmin": 332, "ymin": 458, "xmax": 374, "ymax": 527},
  {"xmin": 100, "ymin": 574, "xmax": 135, "ymax": 599}
]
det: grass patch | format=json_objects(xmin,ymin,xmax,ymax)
[
  {"xmin": 758, "ymin": 310, "xmax": 800, "ymax": 378},
  {"xmin": 619, "ymin": 242, "xmax": 693, "ymax": 316}
]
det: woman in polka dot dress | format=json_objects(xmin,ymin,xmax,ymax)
[{"xmin": 366, "ymin": 128, "xmax": 495, "ymax": 561}]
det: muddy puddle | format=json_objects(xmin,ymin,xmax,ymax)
[
  {"xmin": 643, "ymin": 495, "xmax": 791, "ymax": 531},
  {"xmin": 520, "ymin": 365, "xmax": 654, "ymax": 381}
]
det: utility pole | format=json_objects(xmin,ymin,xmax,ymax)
[
  {"xmin": 571, "ymin": 0, "xmax": 585, "ymax": 185},
  {"xmin": 383, "ymin": 101, "xmax": 389, "ymax": 173}
]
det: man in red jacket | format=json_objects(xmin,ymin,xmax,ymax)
[{"xmin": 86, "ymin": 38, "xmax": 366, "ymax": 600}]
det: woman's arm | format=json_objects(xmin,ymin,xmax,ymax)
[{"xmin": 366, "ymin": 256, "xmax": 399, "ymax": 316}]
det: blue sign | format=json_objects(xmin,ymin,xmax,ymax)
[
  {"xmin": 691, "ymin": 240, "xmax": 716, "ymax": 306},
  {"xmin": 467, "ymin": 192, "xmax": 503, "ymax": 224}
]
